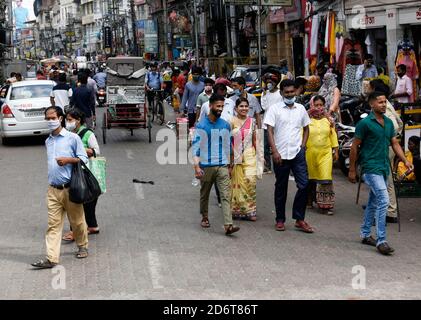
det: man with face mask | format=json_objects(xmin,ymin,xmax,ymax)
[
  {"xmin": 192, "ymin": 94, "xmax": 240, "ymax": 236},
  {"xmin": 179, "ymin": 66, "xmax": 205, "ymax": 128},
  {"xmin": 264, "ymin": 79, "xmax": 314, "ymax": 234},
  {"xmin": 230, "ymin": 77, "xmax": 262, "ymax": 129},
  {"xmin": 31, "ymin": 107, "xmax": 89, "ymax": 269},
  {"xmin": 261, "ymin": 72, "xmax": 282, "ymax": 174},
  {"xmin": 195, "ymin": 78, "xmax": 215, "ymax": 123},
  {"xmin": 145, "ymin": 62, "xmax": 164, "ymax": 112}
]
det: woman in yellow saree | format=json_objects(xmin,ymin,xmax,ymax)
[{"xmin": 231, "ymin": 97, "xmax": 259, "ymax": 221}]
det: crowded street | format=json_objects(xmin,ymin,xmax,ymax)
[
  {"xmin": 1, "ymin": 105, "xmax": 421, "ymax": 299},
  {"xmin": 0, "ymin": 0, "xmax": 421, "ymax": 303}
]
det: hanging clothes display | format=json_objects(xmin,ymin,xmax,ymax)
[
  {"xmin": 310, "ymin": 13, "xmax": 319, "ymax": 56},
  {"xmin": 341, "ymin": 45, "xmax": 364, "ymax": 96},
  {"xmin": 395, "ymin": 40, "xmax": 419, "ymax": 102},
  {"xmin": 365, "ymin": 34, "xmax": 374, "ymax": 55},
  {"xmin": 335, "ymin": 22, "xmax": 344, "ymax": 63},
  {"xmin": 329, "ymin": 12, "xmax": 336, "ymax": 65},
  {"xmin": 337, "ymin": 38, "xmax": 363, "ymax": 75}
]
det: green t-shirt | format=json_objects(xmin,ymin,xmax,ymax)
[
  {"xmin": 196, "ymin": 92, "xmax": 211, "ymax": 109},
  {"xmin": 355, "ymin": 112, "xmax": 395, "ymax": 177}
]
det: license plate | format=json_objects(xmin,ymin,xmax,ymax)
[{"xmin": 25, "ymin": 110, "xmax": 44, "ymax": 117}]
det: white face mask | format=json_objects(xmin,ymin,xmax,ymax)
[
  {"xmin": 267, "ymin": 83, "xmax": 274, "ymax": 91},
  {"xmin": 65, "ymin": 120, "xmax": 77, "ymax": 132},
  {"xmin": 47, "ymin": 119, "xmax": 61, "ymax": 132}
]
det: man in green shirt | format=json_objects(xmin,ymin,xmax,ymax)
[{"xmin": 349, "ymin": 91, "xmax": 412, "ymax": 255}]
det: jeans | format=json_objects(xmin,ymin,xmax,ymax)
[
  {"xmin": 361, "ymin": 173, "xmax": 389, "ymax": 246},
  {"xmin": 273, "ymin": 148, "xmax": 308, "ymax": 223}
]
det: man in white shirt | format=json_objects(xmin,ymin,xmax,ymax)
[
  {"xmin": 261, "ymin": 72, "xmax": 283, "ymax": 173},
  {"xmin": 197, "ymin": 83, "xmax": 235, "ymax": 124},
  {"xmin": 50, "ymin": 72, "xmax": 73, "ymax": 111},
  {"xmin": 391, "ymin": 64, "xmax": 414, "ymax": 103},
  {"xmin": 264, "ymin": 79, "xmax": 314, "ymax": 233}
]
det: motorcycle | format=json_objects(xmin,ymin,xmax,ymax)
[
  {"xmin": 97, "ymin": 87, "xmax": 106, "ymax": 107},
  {"xmin": 336, "ymin": 112, "xmax": 369, "ymax": 176}
]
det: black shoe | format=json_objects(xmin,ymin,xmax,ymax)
[
  {"xmin": 377, "ymin": 242, "xmax": 394, "ymax": 255},
  {"xmin": 31, "ymin": 258, "xmax": 57, "ymax": 269},
  {"xmin": 361, "ymin": 236, "xmax": 377, "ymax": 247},
  {"xmin": 386, "ymin": 216, "xmax": 398, "ymax": 223}
]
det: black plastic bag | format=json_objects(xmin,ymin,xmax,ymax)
[{"xmin": 69, "ymin": 160, "xmax": 102, "ymax": 204}]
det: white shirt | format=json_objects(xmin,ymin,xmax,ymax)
[
  {"xmin": 394, "ymin": 74, "xmax": 413, "ymax": 103},
  {"xmin": 50, "ymin": 86, "xmax": 73, "ymax": 110},
  {"xmin": 198, "ymin": 98, "xmax": 235, "ymax": 123},
  {"xmin": 261, "ymin": 89, "xmax": 283, "ymax": 129},
  {"xmin": 263, "ymin": 102, "xmax": 310, "ymax": 160}
]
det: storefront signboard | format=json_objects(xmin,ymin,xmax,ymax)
[
  {"xmin": 346, "ymin": 10, "xmax": 387, "ymax": 29},
  {"xmin": 398, "ymin": 7, "xmax": 421, "ymax": 25}
]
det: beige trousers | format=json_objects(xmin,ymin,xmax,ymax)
[
  {"xmin": 200, "ymin": 166, "xmax": 233, "ymax": 226},
  {"xmin": 46, "ymin": 186, "xmax": 88, "ymax": 263},
  {"xmin": 387, "ymin": 147, "xmax": 397, "ymax": 218}
]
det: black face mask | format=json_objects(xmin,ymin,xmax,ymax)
[{"xmin": 211, "ymin": 108, "xmax": 221, "ymax": 118}]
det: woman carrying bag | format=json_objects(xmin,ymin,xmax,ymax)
[{"xmin": 63, "ymin": 108, "xmax": 101, "ymax": 241}]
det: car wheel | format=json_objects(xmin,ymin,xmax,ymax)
[{"xmin": 2, "ymin": 137, "xmax": 11, "ymax": 145}]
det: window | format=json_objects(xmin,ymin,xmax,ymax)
[{"xmin": 10, "ymin": 85, "xmax": 53, "ymax": 100}]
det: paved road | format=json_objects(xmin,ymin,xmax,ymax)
[{"xmin": 1, "ymin": 105, "xmax": 421, "ymax": 299}]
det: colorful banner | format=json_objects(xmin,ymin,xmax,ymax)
[{"xmin": 13, "ymin": 0, "xmax": 36, "ymax": 30}]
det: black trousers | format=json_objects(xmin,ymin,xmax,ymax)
[
  {"xmin": 84, "ymin": 198, "xmax": 98, "ymax": 228},
  {"xmin": 273, "ymin": 148, "xmax": 308, "ymax": 223}
]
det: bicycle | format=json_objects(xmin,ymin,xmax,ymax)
[{"xmin": 147, "ymin": 89, "xmax": 165, "ymax": 125}]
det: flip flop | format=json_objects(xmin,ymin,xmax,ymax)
[{"xmin": 201, "ymin": 217, "xmax": 210, "ymax": 228}]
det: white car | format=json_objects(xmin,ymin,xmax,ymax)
[{"xmin": 0, "ymin": 80, "xmax": 56, "ymax": 144}]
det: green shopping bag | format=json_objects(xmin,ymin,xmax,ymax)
[{"xmin": 87, "ymin": 157, "xmax": 107, "ymax": 194}]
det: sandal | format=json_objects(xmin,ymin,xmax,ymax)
[
  {"xmin": 201, "ymin": 217, "xmax": 210, "ymax": 228},
  {"xmin": 76, "ymin": 247, "xmax": 88, "ymax": 259},
  {"xmin": 225, "ymin": 224, "xmax": 240, "ymax": 235},
  {"xmin": 87, "ymin": 227, "xmax": 100, "ymax": 235},
  {"xmin": 62, "ymin": 231, "xmax": 74, "ymax": 242}
]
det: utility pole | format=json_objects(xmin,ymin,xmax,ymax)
[
  {"xmin": 129, "ymin": 0, "xmax": 138, "ymax": 56},
  {"xmin": 163, "ymin": 0, "xmax": 168, "ymax": 61},
  {"xmin": 193, "ymin": 0, "xmax": 199, "ymax": 62},
  {"xmin": 224, "ymin": 3, "xmax": 232, "ymax": 57},
  {"xmin": 257, "ymin": 0, "xmax": 262, "ymax": 81}
]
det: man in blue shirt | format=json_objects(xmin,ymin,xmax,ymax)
[
  {"xmin": 145, "ymin": 62, "xmax": 163, "ymax": 104},
  {"xmin": 71, "ymin": 73, "xmax": 96, "ymax": 129},
  {"xmin": 93, "ymin": 68, "xmax": 107, "ymax": 89},
  {"xmin": 31, "ymin": 107, "xmax": 89, "ymax": 269},
  {"xmin": 192, "ymin": 94, "xmax": 240, "ymax": 236},
  {"xmin": 356, "ymin": 54, "xmax": 378, "ymax": 88},
  {"xmin": 179, "ymin": 66, "xmax": 205, "ymax": 128}
]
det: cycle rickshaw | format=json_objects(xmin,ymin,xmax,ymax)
[{"xmin": 103, "ymin": 57, "xmax": 151, "ymax": 143}]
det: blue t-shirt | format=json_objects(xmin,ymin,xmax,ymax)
[
  {"xmin": 14, "ymin": 7, "xmax": 29, "ymax": 29},
  {"xmin": 192, "ymin": 116, "xmax": 231, "ymax": 167}
]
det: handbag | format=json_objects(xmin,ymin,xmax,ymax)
[
  {"xmin": 69, "ymin": 159, "xmax": 102, "ymax": 204},
  {"xmin": 87, "ymin": 157, "xmax": 107, "ymax": 193}
]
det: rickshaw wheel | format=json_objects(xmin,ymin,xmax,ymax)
[{"xmin": 102, "ymin": 113, "xmax": 107, "ymax": 144}]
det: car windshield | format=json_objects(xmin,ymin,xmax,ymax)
[
  {"xmin": 10, "ymin": 85, "xmax": 53, "ymax": 100},
  {"xmin": 245, "ymin": 71, "xmax": 258, "ymax": 82}
]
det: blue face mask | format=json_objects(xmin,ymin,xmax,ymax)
[
  {"xmin": 234, "ymin": 89, "xmax": 241, "ymax": 96},
  {"xmin": 283, "ymin": 96, "xmax": 296, "ymax": 105}
]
